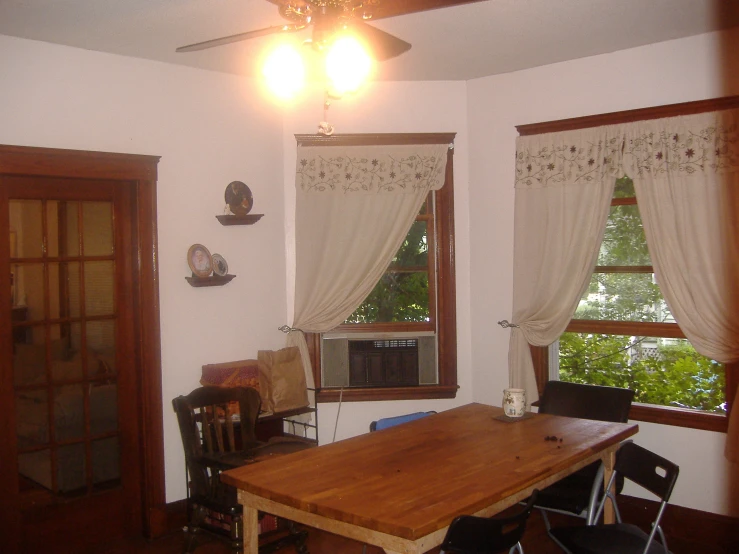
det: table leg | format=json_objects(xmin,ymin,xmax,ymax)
[
  {"xmin": 242, "ymin": 504, "xmax": 259, "ymax": 554},
  {"xmin": 602, "ymin": 448, "xmax": 616, "ymax": 524}
]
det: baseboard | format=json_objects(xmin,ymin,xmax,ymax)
[{"xmin": 619, "ymin": 494, "xmax": 739, "ymax": 553}]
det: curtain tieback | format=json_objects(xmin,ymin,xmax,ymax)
[
  {"xmin": 278, "ymin": 325, "xmax": 302, "ymax": 333},
  {"xmin": 497, "ymin": 320, "xmax": 520, "ymax": 328}
]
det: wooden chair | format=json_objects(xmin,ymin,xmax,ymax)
[{"xmin": 173, "ymin": 386, "xmax": 309, "ymax": 554}]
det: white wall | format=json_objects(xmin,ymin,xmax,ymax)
[
  {"xmin": 281, "ymin": 81, "xmax": 474, "ymax": 443},
  {"xmin": 0, "ymin": 35, "xmax": 289, "ymax": 502},
  {"xmin": 466, "ymin": 27, "xmax": 739, "ymax": 516}
]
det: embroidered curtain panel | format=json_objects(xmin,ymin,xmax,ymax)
[
  {"xmin": 509, "ymin": 127, "xmax": 621, "ymax": 399},
  {"xmin": 509, "ymin": 108, "xmax": 739, "ymax": 464},
  {"xmin": 287, "ymin": 143, "xmax": 449, "ymax": 389}
]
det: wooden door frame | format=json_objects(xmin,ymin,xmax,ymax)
[{"xmin": 0, "ymin": 144, "xmax": 166, "ymax": 549}]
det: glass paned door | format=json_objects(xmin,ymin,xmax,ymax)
[{"xmin": 10, "ymin": 197, "xmax": 121, "ymax": 500}]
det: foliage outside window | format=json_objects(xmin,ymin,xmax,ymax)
[
  {"xmin": 547, "ymin": 177, "xmax": 727, "ymax": 427},
  {"xmin": 345, "ymin": 201, "xmax": 434, "ymax": 326}
]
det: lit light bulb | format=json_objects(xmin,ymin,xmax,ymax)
[
  {"xmin": 262, "ymin": 44, "xmax": 305, "ymax": 100},
  {"xmin": 325, "ymin": 36, "xmax": 372, "ymax": 96}
]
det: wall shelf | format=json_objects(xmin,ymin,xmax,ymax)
[
  {"xmin": 216, "ymin": 214, "xmax": 264, "ymax": 226},
  {"xmin": 186, "ymin": 274, "xmax": 236, "ymax": 287}
]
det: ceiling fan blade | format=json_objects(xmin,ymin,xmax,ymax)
[
  {"xmin": 367, "ymin": 0, "xmax": 487, "ymax": 20},
  {"xmin": 176, "ymin": 24, "xmax": 305, "ymax": 53},
  {"xmin": 351, "ymin": 20, "xmax": 411, "ymax": 61}
]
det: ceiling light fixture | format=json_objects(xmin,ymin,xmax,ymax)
[
  {"xmin": 262, "ymin": 43, "xmax": 306, "ymax": 100},
  {"xmin": 325, "ymin": 35, "xmax": 373, "ymax": 97}
]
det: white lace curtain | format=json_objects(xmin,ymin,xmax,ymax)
[
  {"xmin": 508, "ymin": 109, "xmax": 739, "ymax": 463},
  {"xmin": 286, "ymin": 142, "xmax": 449, "ymax": 390}
]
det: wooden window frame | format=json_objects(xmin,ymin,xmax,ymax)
[
  {"xmin": 296, "ymin": 133, "xmax": 458, "ymax": 403},
  {"xmin": 520, "ymin": 96, "xmax": 739, "ymax": 433}
]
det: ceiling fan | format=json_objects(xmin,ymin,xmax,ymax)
[{"xmin": 176, "ymin": 0, "xmax": 483, "ymax": 61}]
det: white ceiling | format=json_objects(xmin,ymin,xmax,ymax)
[{"xmin": 2, "ymin": 0, "xmax": 738, "ymax": 82}]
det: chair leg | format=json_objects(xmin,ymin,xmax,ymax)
[
  {"xmin": 539, "ymin": 508, "xmax": 552, "ymax": 533},
  {"xmin": 287, "ymin": 520, "xmax": 310, "ymax": 554},
  {"xmin": 540, "ymin": 509, "xmax": 558, "ymax": 545},
  {"xmin": 230, "ymin": 512, "xmax": 244, "ymax": 554},
  {"xmin": 183, "ymin": 504, "xmax": 208, "ymax": 554},
  {"xmin": 183, "ymin": 524, "xmax": 200, "ymax": 554},
  {"xmin": 509, "ymin": 541, "xmax": 523, "ymax": 554}
]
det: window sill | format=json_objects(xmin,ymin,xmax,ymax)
[
  {"xmin": 629, "ymin": 403, "xmax": 728, "ymax": 433},
  {"xmin": 316, "ymin": 385, "xmax": 458, "ymax": 403}
]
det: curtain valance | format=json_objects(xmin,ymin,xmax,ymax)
[
  {"xmin": 515, "ymin": 109, "xmax": 739, "ymax": 191},
  {"xmin": 296, "ymin": 144, "xmax": 448, "ymax": 195}
]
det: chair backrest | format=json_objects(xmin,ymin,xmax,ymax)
[
  {"xmin": 442, "ymin": 490, "xmax": 539, "ymax": 553},
  {"xmin": 538, "ymin": 381, "xmax": 634, "ymax": 423},
  {"xmin": 172, "ymin": 386, "xmax": 262, "ymax": 498},
  {"xmin": 370, "ymin": 411, "xmax": 437, "ymax": 432},
  {"xmin": 614, "ymin": 442, "xmax": 679, "ymax": 501}
]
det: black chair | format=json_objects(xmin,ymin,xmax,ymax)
[
  {"xmin": 173, "ymin": 386, "xmax": 310, "ymax": 554},
  {"xmin": 550, "ymin": 442, "xmax": 679, "ymax": 554},
  {"xmin": 534, "ymin": 381, "xmax": 634, "ymax": 535},
  {"xmin": 440, "ymin": 490, "xmax": 539, "ymax": 554}
]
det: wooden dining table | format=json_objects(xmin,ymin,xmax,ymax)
[{"xmin": 221, "ymin": 402, "xmax": 638, "ymax": 554}]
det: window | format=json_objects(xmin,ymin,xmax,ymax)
[
  {"xmin": 536, "ymin": 176, "xmax": 731, "ymax": 431},
  {"xmin": 306, "ymin": 133, "xmax": 458, "ymax": 403}
]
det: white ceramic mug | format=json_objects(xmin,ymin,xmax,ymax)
[{"xmin": 503, "ymin": 388, "xmax": 527, "ymax": 418}]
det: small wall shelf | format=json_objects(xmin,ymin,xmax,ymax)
[
  {"xmin": 186, "ymin": 274, "xmax": 236, "ymax": 287},
  {"xmin": 216, "ymin": 214, "xmax": 264, "ymax": 226}
]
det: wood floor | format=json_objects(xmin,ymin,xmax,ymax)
[{"xmin": 82, "ymin": 508, "xmax": 723, "ymax": 554}]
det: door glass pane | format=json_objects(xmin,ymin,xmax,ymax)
[
  {"xmin": 65, "ymin": 201, "xmax": 81, "ymax": 257},
  {"xmin": 13, "ymin": 335, "xmax": 46, "ymax": 386},
  {"xmin": 15, "ymin": 390, "xmax": 49, "ymax": 447},
  {"xmin": 84, "ymin": 261, "xmax": 115, "ymax": 316},
  {"xmin": 54, "ymin": 385, "xmax": 85, "ymax": 441},
  {"xmin": 91, "ymin": 385, "xmax": 118, "ymax": 435},
  {"xmin": 48, "ymin": 263, "xmax": 61, "ymax": 320},
  {"xmin": 18, "ymin": 263, "xmax": 44, "ymax": 322},
  {"xmin": 65, "ymin": 262, "xmax": 81, "ymax": 318},
  {"xmin": 82, "ymin": 202, "xmax": 113, "ymax": 256},
  {"xmin": 57, "ymin": 443, "xmax": 87, "ymax": 493},
  {"xmin": 18, "ymin": 449, "xmax": 52, "ymax": 491},
  {"xmin": 86, "ymin": 320, "xmax": 115, "ymax": 354},
  {"xmin": 9, "ymin": 200, "xmax": 43, "ymax": 259},
  {"xmin": 92, "ymin": 437, "xmax": 120, "ymax": 492},
  {"xmin": 45, "ymin": 201, "xmax": 60, "ymax": 258}
]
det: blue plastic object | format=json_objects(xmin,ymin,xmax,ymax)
[{"xmin": 370, "ymin": 411, "xmax": 436, "ymax": 432}]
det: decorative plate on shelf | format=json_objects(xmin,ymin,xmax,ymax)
[
  {"xmin": 211, "ymin": 253, "xmax": 229, "ymax": 277},
  {"xmin": 187, "ymin": 244, "xmax": 213, "ymax": 278},
  {"xmin": 225, "ymin": 181, "xmax": 253, "ymax": 216}
]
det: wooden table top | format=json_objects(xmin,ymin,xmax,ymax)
[{"xmin": 222, "ymin": 403, "xmax": 637, "ymax": 541}]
